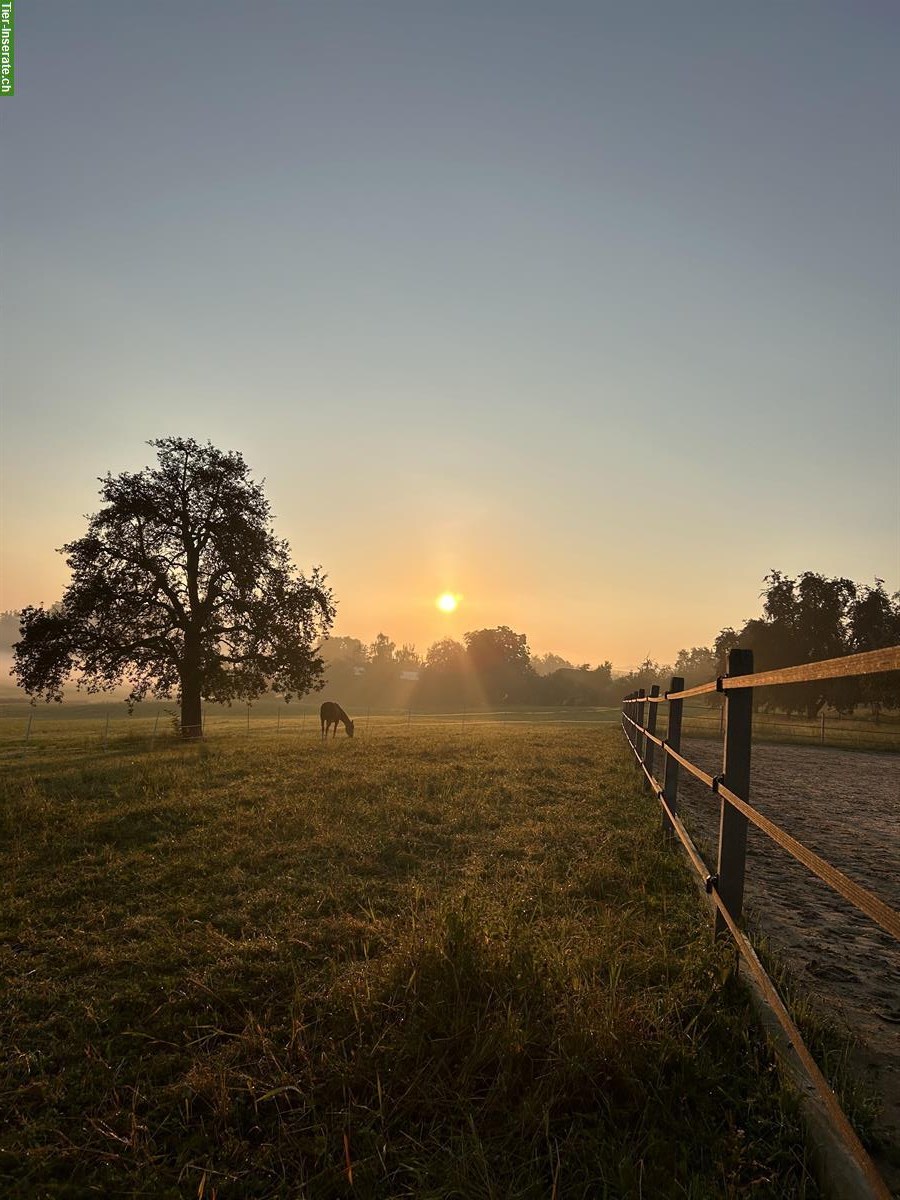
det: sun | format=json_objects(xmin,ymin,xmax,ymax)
[{"xmin": 436, "ymin": 592, "xmax": 459, "ymax": 614}]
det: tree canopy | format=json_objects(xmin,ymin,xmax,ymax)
[
  {"xmin": 13, "ymin": 438, "xmax": 334, "ymax": 736},
  {"xmin": 604, "ymin": 573, "xmax": 898, "ymax": 717},
  {"xmin": 734, "ymin": 571, "xmax": 898, "ymax": 716},
  {"xmin": 464, "ymin": 626, "xmax": 534, "ymax": 704}
]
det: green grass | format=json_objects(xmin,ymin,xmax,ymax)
[
  {"xmin": 2, "ymin": 696, "xmax": 896, "ymax": 756},
  {"xmin": 1, "ymin": 722, "xmax": 828, "ymax": 1198}
]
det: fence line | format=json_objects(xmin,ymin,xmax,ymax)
[
  {"xmin": 660, "ymin": 779, "xmax": 889, "ymax": 1200},
  {"xmin": 673, "ymin": 709, "xmax": 899, "ymax": 745},
  {"xmin": 623, "ymin": 710, "xmax": 900, "ymax": 941},
  {"xmin": 3, "ymin": 704, "xmax": 898, "ymax": 767},
  {"xmin": 641, "ymin": 646, "xmax": 900, "ymax": 703},
  {"xmin": 621, "ymin": 644, "xmax": 900, "ymax": 1200}
]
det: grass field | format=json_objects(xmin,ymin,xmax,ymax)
[
  {"xmin": 2, "ymin": 695, "xmax": 897, "ymax": 758},
  {"xmin": 1, "ymin": 719, "xmax": 863, "ymax": 1197}
]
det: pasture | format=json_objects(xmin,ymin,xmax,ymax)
[
  {"xmin": 2, "ymin": 696, "xmax": 897, "ymax": 759},
  {"xmin": 0, "ymin": 718, "xmax": 869, "ymax": 1197}
]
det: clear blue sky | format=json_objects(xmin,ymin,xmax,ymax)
[{"xmin": 2, "ymin": 1, "xmax": 898, "ymax": 668}]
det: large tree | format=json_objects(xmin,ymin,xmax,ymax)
[
  {"xmin": 674, "ymin": 645, "xmax": 718, "ymax": 690},
  {"xmin": 13, "ymin": 437, "xmax": 335, "ymax": 736},
  {"xmin": 847, "ymin": 580, "xmax": 900, "ymax": 718},
  {"xmin": 464, "ymin": 625, "xmax": 535, "ymax": 704},
  {"xmin": 722, "ymin": 571, "xmax": 884, "ymax": 716},
  {"xmin": 417, "ymin": 637, "xmax": 469, "ymax": 707},
  {"xmin": 749, "ymin": 570, "xmax": 856, "ymax": 716}
]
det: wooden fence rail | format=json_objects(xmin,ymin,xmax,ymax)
[{"xmin": 621, "ymin": 644, "xmax": 900, "ymax": 1200}]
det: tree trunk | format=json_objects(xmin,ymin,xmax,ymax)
[
  {"xmin": 180, "ymin": 642, "xmax": 203, "ymax": 738},
  {"xmin": 181, "ymin": 678, "xmax": 202, "ymax": 738}
]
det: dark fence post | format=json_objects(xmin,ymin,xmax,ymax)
[
  {"xmin": 715, "ymin": 648, "xmax": 754, "ymax": 939},
  {"xmin": 662, "ymin": 676, "xmax": 684, "ymax": 840},
  {"xmin": 625, "ymin": 691, "xmax": 634, "ymax": 752},
  {"xmin": 636, "ymin": 688, "xmax": 646, "ymax": 762},
  {"xmin": 644, "ymin": 684, "xmax": 660, "ymax": 789}
]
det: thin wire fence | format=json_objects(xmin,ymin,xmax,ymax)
[
  {"xmin": 0, "ymin": 703, "xmax": 630, "ymax": 761},
  {"xmin": 3, "ymin": 696, "xmax": 897, "ymax": 764}
]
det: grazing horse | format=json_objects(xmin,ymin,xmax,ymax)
[{"xmin": 320, "ymin": 701, "xmax": 355, "ymax": 740}]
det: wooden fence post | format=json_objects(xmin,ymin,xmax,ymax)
[
  {"xmin": 644, "ymin": 685, "xmax": 660, "ymax": 788},
  {"xmin": 622, "ymin": 692, "xmax": 630, "ymax": 747},
  {"xmin": 636, "ymin": 689, "xmax": 646, "ymax": 762},
  {"xmin": 715, "ymin": 648, "xmax": 754, "ymax": 939},
  {"xmin": 662, "ymin": 676, "xmax": 684, "ymax": 839}
]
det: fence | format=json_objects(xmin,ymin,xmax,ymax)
[
  {"xmin": 0, "ymin": 702, "xmax": 636, "ymax": 762},
  {"xmin": 662, "ymin": 700, "xmax": 900, "ymax": 749},
  {"xmin": 621, "ymin": 644, "xmax": 900, "ymax": 1200}
]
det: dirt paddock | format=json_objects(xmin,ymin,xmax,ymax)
[{"xmin": 671, "ymin": 737, "xmax": 900, "ymax": 1189}]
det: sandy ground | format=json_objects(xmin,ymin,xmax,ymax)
[{"xmin": 668, "ymin": 737, "xmax": 900, "ymax": 1192}]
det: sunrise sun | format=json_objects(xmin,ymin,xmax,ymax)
[{"xmin": 436, "ymin": 592, "xmax": 459, "ymax": 614}]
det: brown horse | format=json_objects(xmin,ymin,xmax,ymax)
[{"xmin": 320, "ymin": 701, "xmax": 355, "ymax": 740}]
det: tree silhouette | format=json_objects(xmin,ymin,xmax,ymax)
[
  {"xmin": 725, "ymin": 571, "xmax": 870, "ymax": 716},
  {"xmin": 847, "ymin": 580, "xmax": 900, "ymax": 719},
  {"xmin": 532, "ymin": 651, "xmax": 575, "ymax": 676},
  {"xmin": 674, "ymin": 645, "xmax": 718, "ymax": 689},
  {"xmin": 12, "ymin": 438, "xmax": 334, "ymax": 736},
  {"xmin": 425, "ymin": 638, "xmax": 467, "ymax": 673},
  {"xmin": 756, "ymin": 571, "xmax": 856, "ymax": 716},
  {"xmin": 464, "ymin": 626, "xmax": 534, "ymax": 703}
]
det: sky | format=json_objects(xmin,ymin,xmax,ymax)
[{"xmin": 1, "ymin": 1, "xmax": 898, "ymax": 670}]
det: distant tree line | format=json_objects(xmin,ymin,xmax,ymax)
[
  {"xmin": 315, "ymin": 573, "xmax": 899, "ymax": 716},
  {"xmin": 609, "ymin": 573, "xmax": 899, "ymax": 719},
  {"xmin": 12, "ymin": 437, "xmax": 894, "ymax": 732},
  {"xmin": 315, "ymin": 627, "xmax": 617, "ymax": 711},
  {"xmin": 6, "ymin": 574, "xmax": 898, "ymax": 718},
  {"xmin": 0, "ymin": 610, "xmax": 21, "ymax": 644}
]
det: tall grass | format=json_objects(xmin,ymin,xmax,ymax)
[{"xmin": 1, "ymin": 725, "xmax": 823, "ymax": 1197}]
